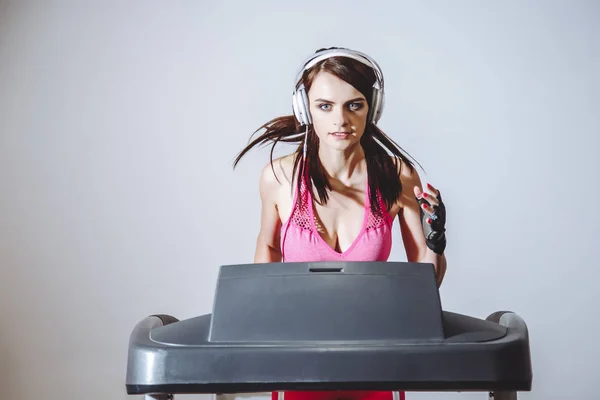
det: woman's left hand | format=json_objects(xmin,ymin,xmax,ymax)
[{"xmin": 414, "ymin": 183, "xmax": 447, "ymax": 255}]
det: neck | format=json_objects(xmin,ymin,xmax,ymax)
[{"xmin": 317, "ymin": 143, "xmax": 366, "ymax": 183}]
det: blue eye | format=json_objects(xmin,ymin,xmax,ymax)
[{"xmin": 317, "ymin": 102, "xmax": 364, "ymax": 111}]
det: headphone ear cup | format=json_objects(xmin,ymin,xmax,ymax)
[
  {"xmin": 292, "ymin": 85, "xmax": 311, "ymax": 126},
  {"xmin": 372, "ymin": 86, "xmax": 385, "ymax": 124},
  {"xmin": 298, "ymin": 87, "xmax": 311, "ymax": 125},
  {"xmin": 292, "ymin": 91, "xmax": 302, "ymax": 125}
]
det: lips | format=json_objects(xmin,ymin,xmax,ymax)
[{"xmin": 330, "ymin": 132, "xmax": 351, "ymax": 137}]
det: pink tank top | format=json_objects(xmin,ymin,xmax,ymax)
[{"xmin": 280, "ymin": 172, "xmax": 394, "ymax": 262}]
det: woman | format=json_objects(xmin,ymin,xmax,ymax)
[{"xmin": 233, "ymin": 47, "xmax": 448, "ymax": 400}]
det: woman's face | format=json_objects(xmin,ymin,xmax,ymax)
[{"xmin": 306, "ymin": 71, "xmax": 369, "ymax": 152}]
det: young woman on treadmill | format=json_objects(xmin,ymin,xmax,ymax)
[{"xmin": 233, "ymin": 47, "xmax": 448, "ymax": 400}]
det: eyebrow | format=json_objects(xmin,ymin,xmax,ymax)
[{"xmin": 313, "ymin": 97, "xmax": 366, "ymax": 103}]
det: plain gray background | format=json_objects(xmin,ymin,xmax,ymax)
[{"xmin": 0, "ymin": 1, "xmax": 598, "ymax": 399}]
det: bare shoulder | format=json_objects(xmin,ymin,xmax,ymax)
[
  {"xmin": 257, "ymin": 153, "xmax": 298, "ymax": 229},
  {"xmin": 259, "ymin": 154, "xmax": 296, "ymax": 189},
  {"xmin": 390, "ymin": 156, "xmax": 423, "ymax": 209},
  {"xmin": 258, "ymin": 153, "xmax": 298, "ymax": 205}
]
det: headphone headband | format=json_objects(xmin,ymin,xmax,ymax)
[
  {"xmin": 294, "ymin": 48, "xmax": 385, "ymax": 91},
  {"xmin": 291, "ymin": 47, "xmax": 385, "ymax": 127}
]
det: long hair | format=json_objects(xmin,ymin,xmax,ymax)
[{"xmin": 233, "ymin": 48, "xmax": 423, "ymax": 215}]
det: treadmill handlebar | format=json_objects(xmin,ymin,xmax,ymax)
[
  {"xmin": 487, "ymin": 311, "xmax": 529, "ymax": 334},
  {"xmin": 126, "ymin": 314, "xmax": 180, "ymax": 388},
  {"xmin": 484, "ymin": 311, "xmax": 530, "ymax": 400},
  {"xmin": 130, "ymin": 314, "xmax": 179, "ymax": 343}
]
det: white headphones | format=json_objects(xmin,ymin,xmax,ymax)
[{"xmin": 291, "ymin": 48, "xmax": 386, "ymax": 127}]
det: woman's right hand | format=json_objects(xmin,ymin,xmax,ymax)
[{"xmin": 414, "ymin": 183, "xmax": 447, "ymax": 255}]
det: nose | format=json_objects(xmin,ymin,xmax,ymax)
[{"xmin": 332, "ymin": 106, "xmax": 349, "ymax": 127}]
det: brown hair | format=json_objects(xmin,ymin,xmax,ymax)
[{"xmin": 233, "ymin": 47, "xmax": 423, "ymax": 215}]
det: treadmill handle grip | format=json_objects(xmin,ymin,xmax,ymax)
[
  {"xmin": 486, "ymin": 311, "xmax": 529, "ymax": 339},
  {"xmin": 128, "ymin": 314, "xmax": 179, "ymax": 346}
]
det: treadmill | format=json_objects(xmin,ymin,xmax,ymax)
[{"xmin": 125, "ymin": 261, "xmax": 532, "ymax": 400}]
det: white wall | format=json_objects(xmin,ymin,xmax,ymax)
[{"xmin": 0, "ymin": 1, "xmax": 598, "ymax": 399}]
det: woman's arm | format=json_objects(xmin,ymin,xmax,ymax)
[
  {"xmin": 397, "ymin": 163, "xmax": 447, "ymax": 287},
  {"xmin": 254, "ymin": 162, "xmax": 283, "ymax": 263}
]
